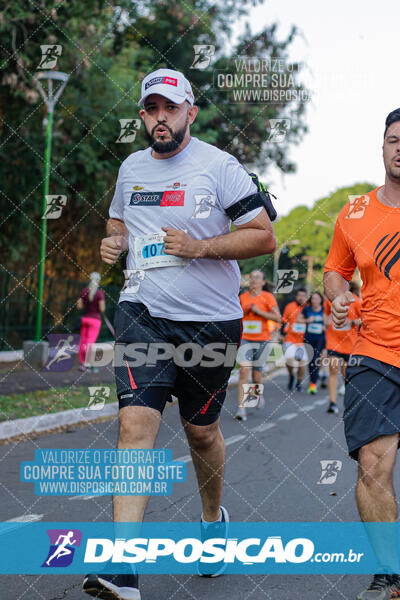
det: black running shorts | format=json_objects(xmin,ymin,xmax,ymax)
[
  {"xmin": 344, "ymin": 355, "xmax": 400, "ymax": 460},
  {"xmin": 114, "ymin": 301, "xmax": 242, "ymax": 425},
  {"xmin": 327, "ymin": 349, "xmax": 350, "ymax": 362}
]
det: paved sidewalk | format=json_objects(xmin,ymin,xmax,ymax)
[
  {"xmin": 0, "ymin": 354, "xmax": 283, "ymax": 440},
  {"xmin": 0, "ymin": 354, "xmax": 282, "ymax": 397},
  {"xmin": 0, "ymin": 359, "xmax": 115, "ymax": 396}
]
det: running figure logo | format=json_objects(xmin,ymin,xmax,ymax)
[
  {"xmin": 43, "ymin": 195, "xmax": 67, "ymax": 219},
  {"xmin": 43, "ymin": 334, "xmax": 80, "ymax": 372},
  {"xmin": 42, "ymin": 529, "xmax": 82, "ymax": 567},
  {"xmin": 317, "ymin": 460, "xmax": 342, "ymax": 485},
  {"xmin": 242, "ymin": 383, "xmax": 264, "ymax": 408},
  {"xmin": 276, "ymin": 269, "xmax": 298, "ymax": 293},
  {"xmin": 87, "ymin": 386, "xmax": 110, "ymax": 410},
  {"xmin": 116, "ymin": 119, "xmax": 141, "ymax": 143},
  {"xmin": 345, "ymin": 195, "xmax": 370, "ymax": 219},
  {"xmin": 37, "ymin": 45, "xmax": 62, "ymax": 69},
  {"xmin": 268, "ymin": 119, "xmax": 291, "ymax": 143},
  {"xmin": 190, "ymin": 45, "xmax": 215, "ymax": 70},
  {"xmin": 192, "ymin": 195, "xmax": 216, "ymax": 219},
  {"xmin": 122, "ymin": 270, "xmax": 145, "ymax": 294}
]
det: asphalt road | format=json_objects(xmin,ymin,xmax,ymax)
[{"xmin": 1, "ymin": 368, "xmax": 398, "ymax": 600}]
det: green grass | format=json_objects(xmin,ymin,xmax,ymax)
[{"xmin": 0, "ymin": 384, "xmax": 117, "ymax": 422}]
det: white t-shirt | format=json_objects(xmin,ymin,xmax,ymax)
[{"xmin": 109, "ymin": 136, "xmax": 262, "ymax": 321}]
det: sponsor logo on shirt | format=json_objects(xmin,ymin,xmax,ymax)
[
  {"xmin": 161, "ymin": 191, "xmax": 185, "ymax": 206},
  {"xmin": 192, "ymin": 194, "xmax": 216, "ymax": 219},
  {"xmin": 144, "ymin": 76, "xmax": 178, "ymax": 90},
  {"xmin": 129, "ymin": 191, "xmax": 185, "ymax": 206},
  {"xmin": 133, "ymin": 185, "xmax": 144, "ymax": 190},
  {"xmin": 166, "ymin": 182, "xmax": 187, "ymax": 189},
  {"xmin": 373, "ymin": 232, "xmax": 400, "ymax": 280},
  {"xmin": 130, "ymin": 192, "xmax": 161, "ymax": 206}
]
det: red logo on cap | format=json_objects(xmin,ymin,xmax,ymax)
[{"xmin": 162, "ymin": 77, "xmax": 178, "ymax": 87}]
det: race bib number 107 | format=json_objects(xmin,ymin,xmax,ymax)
[{"xmin": 134, "ymin": 232, "xmax": 189, "ymax": 270}]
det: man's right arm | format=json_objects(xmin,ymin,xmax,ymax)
[
  {"xmin": 323, "ymin": 271, "xmax": 355, "ymax": 328},
  {"xmin": 323, "ymin": 210, "xmax": 358, "ymax": 328},
  {"xmin": 323, "ymin": 270, "xmax": 349, "ymax": 302},
  {"xmin": 100, "ymin": 218, "xmax": 129, "ymax": 265}
]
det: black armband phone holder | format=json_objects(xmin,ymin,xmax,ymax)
[{"xmin": 225, "ymin": 173, "xmax": 277, "ymax": 223}]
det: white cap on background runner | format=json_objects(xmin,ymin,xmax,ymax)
[{"xmin": 138, "ymin": 68, "xmax": 194, "ymax": 106}]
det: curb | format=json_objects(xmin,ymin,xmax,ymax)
[
  {"xmin": 0, "ymin": 362, "xmax": 284, "ymax": 442},
  {"xmin": 0, "ymin": 402, "xmax": 119, "ymax": 442},
  {"xmin": 0, "ymin": 350, "xmax": 23, "ymax": 363}
]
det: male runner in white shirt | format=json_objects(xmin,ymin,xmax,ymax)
[{"xmin": 83, "ymin": 68, "xmax": 276, "ymax": 600}]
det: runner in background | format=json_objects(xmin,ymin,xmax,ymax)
[
  {"xmin": 324, "ymin": 281, "xmax": 362, "ymax": 414},
  {"xmin": 297, "ymin": 290, "xmax": 325, "ymax": 394},
  {"xmin": 235, "ymin": 270, "xmax": 281, "ymax": 421},
  {"xmin": 317, "ymin": 294, "xmax": 330, "ymax": 391},
  {"xmin": 77, "ymin": 272, "xmax": 105, "ymax": 372},
  {"xmin": 281, "ymin": 288, "xmax": 308, "ymax": 391},
  {"xmin": 267, "ymin": 315, "xmax": 280, "ymax": 340},
  {"xmin": 264, "ymin": 281, "xmax": 281, "ymax": 341}
]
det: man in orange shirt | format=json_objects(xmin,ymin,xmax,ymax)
[
  {"xmin": 235, "ymin": 270, "xmax": 281, "ymax": 421},
  {"xmin": 324, "ymin": 109, "xmax": 400, "ymax": 598},
  {"xmin": 324, "ymin": 281, "xmax": 362, "ymax": 414},
  {"xmin": 281, "ymin": 288, "xmax": 308, "ymax": 391}
]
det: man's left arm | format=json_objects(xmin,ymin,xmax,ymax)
[{"xmin": 162, "ymin": 208, "xmax": 276, "ymax": 259}]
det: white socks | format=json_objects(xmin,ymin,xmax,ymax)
[{"xmin": 201, "ymin": 509, "xmax": 222, "ymax": 525}]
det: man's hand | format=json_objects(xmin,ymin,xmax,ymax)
[
  {"xmin": 162, "ymin": 227, "xmax": 203, "ymax": 258},
  {"xmin": 331, "ymin": 291, "xmax": 355, "ymax": 328},
  {"xmin": 100, "ymin": 235, "xmax": 127, "ymax": 264}
]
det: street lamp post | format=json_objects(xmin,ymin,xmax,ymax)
[
  {"xmin": 302, "ymin": 255, "xmax": 314, "ymax": 295},
  {"xmin": 33, "ymin": 70, "xmax": 69, "ymax": 341}
]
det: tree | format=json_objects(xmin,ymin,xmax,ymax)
[
  {"xmin": 0, "ymin": 0, "xmax": 309, "ymax": 289},
  {"xmin": 240, "ymin": 182, "xmax": 376, "ymax": 289}
]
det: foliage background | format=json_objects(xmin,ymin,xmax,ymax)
[
  {"xmin": 241, "ymin": 182, "xmax": 376, "ymax": 290},
  {"xmin": 1, "ymin": 0, "xmax": 307, "ymax": 289},
  {"xmin": 1, "ymin": 1, "xmax": 374, "ymax": 346}
]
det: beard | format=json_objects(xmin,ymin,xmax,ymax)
[
  {"xmin": 388, "ymin": 163, "xmax": 400, "ymax": 180},
  {"xmin": 145, "ymin": 116, "xmax": 189, "ymax": 154}
]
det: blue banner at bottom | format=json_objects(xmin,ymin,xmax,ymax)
[{"xmin": 1, "ymin": 522, "xmax": 399, "ymax": 574}]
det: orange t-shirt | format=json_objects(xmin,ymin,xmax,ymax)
[
  {"xmin": 282, "ymin": 301, "xmax": 306, "ymax": 344},
  {"xmin": 240, "ymin": 290, "xmax": 278, "ymax": 341},
  {"xmin": 324, "ymin": 187, "xmax": 400, "ymax": 367},
  {"xmin": 324, "ymin": 296, "xmax": 362, "ymax": 355}
]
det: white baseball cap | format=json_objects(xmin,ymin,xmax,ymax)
[{"xmin": 138, "ymin": 68, "xmax": 194, "ymax": 106}]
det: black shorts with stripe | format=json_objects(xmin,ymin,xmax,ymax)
[{"xmin": 114, "ymin": 301, "xmax": 242, "ymax": 425}]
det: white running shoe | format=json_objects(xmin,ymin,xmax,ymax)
[
  {"xmin": 234, "ymin": 407, "xmax": 247, "ymax": 421},
  {"xmin": 83, "ymin": 572, "xmax": 140, "ymax": 600}
]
